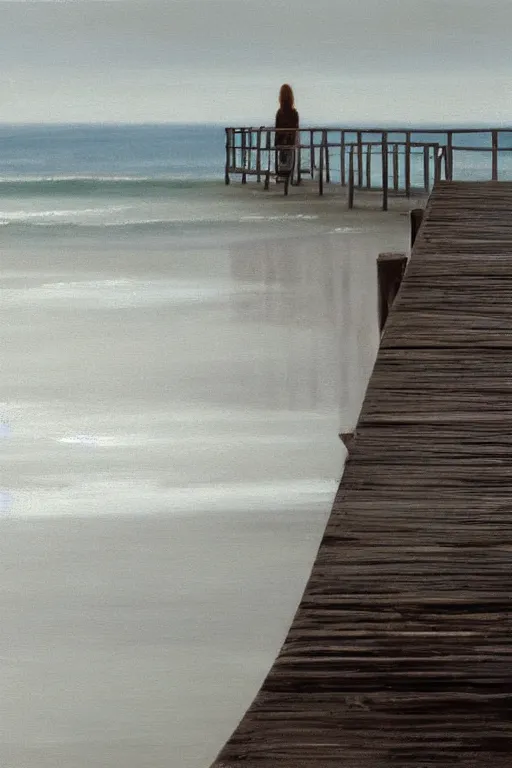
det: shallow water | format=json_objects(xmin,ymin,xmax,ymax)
[{"xmin": 1, "ymin": 182, "xmax": 409, "ymax": 766}]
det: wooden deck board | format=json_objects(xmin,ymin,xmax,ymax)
[{"xmin": 211, "ymin": 181, "xmax": 512, "ymax": 767}]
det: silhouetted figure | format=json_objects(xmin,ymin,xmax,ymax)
[{"xmin": 275, "ymin": 84, "xmax": 299, "ymax": 179}]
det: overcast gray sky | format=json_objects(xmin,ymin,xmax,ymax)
[{"xmin": 1, "ymin": 0, "xmax": 511, "ymax": 124}]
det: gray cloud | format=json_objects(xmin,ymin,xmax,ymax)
[
  {"xmin": 1, "ymin": 0, "xmax": 511, "ymax": 122},
  {"xmin": 2, "ymin": 0, "xmax": 511, "ymax": 73}
]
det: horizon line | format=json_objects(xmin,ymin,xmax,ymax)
[{"xmin": 1, "ymin": 120, "xmax": 512, "ymax": 129}]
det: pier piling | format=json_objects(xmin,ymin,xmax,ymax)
[
  {"xmin": 377, "ymin": 252, "xmax": 407, "ymax": 334},
  {"xmin": 410, "ymin": 208, "xmax": 425, "ymax": 247}
]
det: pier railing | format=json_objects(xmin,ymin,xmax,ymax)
[{"xmin": 224, "ymin": 127, "xmax": 512, "ymax": 209}]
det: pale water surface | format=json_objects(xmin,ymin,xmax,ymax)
[{"xmin": 1, "ymin": 169, "xmax": 409, "ymax": 766}]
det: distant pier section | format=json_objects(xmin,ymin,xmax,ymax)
[{"xmin": 224, "ymin": 126, "xmax": 512, "ymax": 209}]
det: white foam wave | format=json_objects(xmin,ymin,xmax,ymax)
[
  {"xmin": 54, "ymin": 432, "xmax": 310, "ymax": 448},
  {"xmin": 0, "ymin": 174, "xmax": 219, "ymax": 183},
  {"xmin": 2, "ymin": 478, "xmax": 337, "ymax": 518},
  {"xmin": 2, "ymin": 213, "xmax": 273, "ymax": 228},
  {"xmin": 330, "ymin": 226, "xmax": 365, "ymax": 234},
  {"xmin": 240, "ymin": 214, "xmax": 319, "ymax": 222},
  {"xmin": 0, "ymin": 205, "xmax": 132, "ymax": 225},
  {"xmin": 0, "ymin": 278, "xmax": 233, "ymax": 308}
]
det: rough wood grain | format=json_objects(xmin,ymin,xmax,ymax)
[{"xmin": 211, "ymin": 181, "xmax": 512, "ymax": 767}]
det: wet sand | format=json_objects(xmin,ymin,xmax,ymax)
[{"xmin": 0, "ymin": 186, "xmax": 415, "ymax": 766}]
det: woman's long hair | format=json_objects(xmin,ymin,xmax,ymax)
[{"xmin": 279, "ymin": 84, "xmax": 295, "ymax": 111}]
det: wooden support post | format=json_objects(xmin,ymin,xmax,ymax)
[
  {"xmin": 231, "ymin": 130, "xmax": 237, "ymax": 172},
  {"xmin": 256, "ymin": 128, "xmax": 262, "ymax": 183},
  {"xmin": 377, "ymin": 252, "xmax": 407, "ymax": 335},
  {"xmin": 246, "ymin": 129, "xmax": 253, "ymax": 176},
  {"xmin": 264, "ymin": 129, "xmax": 271, "ymax": 190},
  {"xmin": 381, "ymin": 132, "xmax": 388, "ymax": 212},
  {"xmin": 433, "ymin": 143, "xmax": 441, "ymax": 184},
  {"xmin": 447, "ymin": 131, "xmax": 453, "ymax": 181},
  {"xmin": 318, "ymin": 138, "xmax": 324, "ymax": 196},
  {"xmin": 405, "ymin": 132, "xmax": 411, "ymax": 197},
  {"xmin": 225, "ymin": 128, "xmax": 231, "ymax": 185},
  {"xmin": 357, "ymin": 131, "xmax": 363, "ymax": 187},
  {"xmin": 241, "ymin": 130, "xmax": 247, "ymax": 183},
  {"xmin": 296, "ymin": 133, "xmax": 302, "ymax": 185},
  {"xmin": 435, "ymin": 146, "xmax": 444, "ymax": 182},
  {"xmin": 410, "ymin": 208, "xmax": 424, "ymax": 248},
  {"xmin": 492, "ymin": 130, "xmax": 498, "ymax": 181},
  {"xmin": 324, "ymin": 130, "xmax": 330, "ymax": 183},
  {"xmin": 393, "ymin": 144, "xmax": 399, "ymax": 192},
  {"xmin": 366, "ymin": 144, "xmax": 372, "ymax": 189},
  {"xmin": 339, "ymin": 432, "xmax": 354, "ymax": 452},
  {"xmin": 340, "ymin": 131, "xmax": 346, "ymax": 186},
  {"xmin": 310, "ymin": 131, "xmax": 315, "ymax": 177},
  {"xmin": 423, "ymin": 145, "xmax": 430, "ymax": 192},
  {"xmin": 348, "ymin": 147, "xmax": 355, "ymax": 209}
]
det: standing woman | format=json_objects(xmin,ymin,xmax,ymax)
[{"xmin": 275, "ymin": 84, "xmax": 299, "ymax": 180}]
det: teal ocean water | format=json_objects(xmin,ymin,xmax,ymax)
[
  {"xmin": 0, "ymin": 124, "xmax": 228, "ymax": 231},
  {"xmin": 0, "ymin": 124, "xmax": 226, "ymax": 181}
]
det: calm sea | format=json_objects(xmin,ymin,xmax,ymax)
[
  {"xmin": 0, "ymin": 124, "xmax": 228, "ymax": 232},
  {"xmin": 0, "ymin": 124, "xmax": 225, "ymax": 181},
  {"xmin": 0, "ymin": 123, "xmax": 510, "ymax": 232}
]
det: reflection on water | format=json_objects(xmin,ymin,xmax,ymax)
[
  {"xmin": 229, "ymin": 231, "xmax": 380, "ymax": 426},
  {"xmin": 1, "ymin": 220, "xmax": 392, "ymax": 520}
]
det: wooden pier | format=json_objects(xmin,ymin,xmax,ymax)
[
  {"xmin": 211, "ymin": 181, "xmax": 512, "ymax": 766},
  {"xmin": 224, "ymin": 127, "xmax": 512, "ymax": 209}
]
